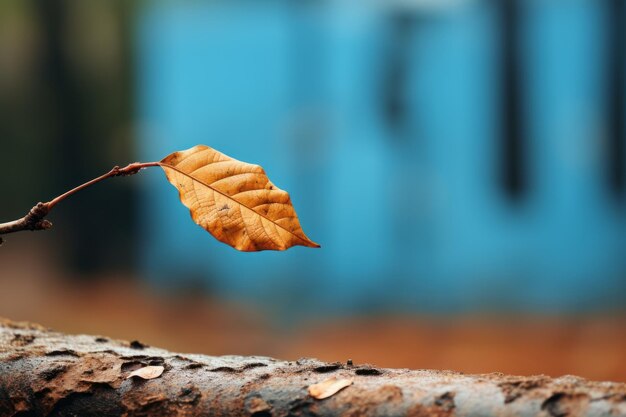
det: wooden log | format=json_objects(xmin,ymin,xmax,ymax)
[{"xmin": 0, "ymin": 318, "xmax": 624, "ymax": 416}]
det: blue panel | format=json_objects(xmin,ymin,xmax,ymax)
[{"xmin": 136, "ymin": 0, "xmax": 626, "ymax": 318}]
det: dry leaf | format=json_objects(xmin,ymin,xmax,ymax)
[
  {"xmin": 308, "ymin": 377, "xmax": 353, "ymax": 400},
  {"xmin": 126, "ymin": 365, "xmax": 164, "ymax": 380},
  {"xmin": 159, "ymin": 145, "xmax": 320, "ymax": 251}
]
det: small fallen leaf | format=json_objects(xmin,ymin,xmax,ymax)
[
  {"xmin": 126, "ymin": 365, "xmax": 164, "ymax": 380},
  {"xmin": 308, "ymin": 377, "xmax": 353, "ymax": 400},
  {"xmin": 159, "ymin": 145, "xmax": 320, "ymax": 252}
]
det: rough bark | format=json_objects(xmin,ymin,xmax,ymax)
[{"xmin": 0, "ymin": 318, "xmax": 624, "ymax": 417}]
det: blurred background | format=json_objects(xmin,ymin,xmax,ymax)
[{"xmin": 1, "ymin": 0, "xmax": 625, "ymax": 382}]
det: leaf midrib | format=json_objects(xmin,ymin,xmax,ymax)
[{"xmin": 159, "ymin": 163, "xmax": 312, "ymax": 246}]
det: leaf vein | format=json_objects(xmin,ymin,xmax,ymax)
[{"xmin": 161, "ymin": 164, "xmax": 311, "ymax": 246}]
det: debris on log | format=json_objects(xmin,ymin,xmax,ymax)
[{"xmin": 0, "ymin": 318, "xmax": 624, "ymax": 416}]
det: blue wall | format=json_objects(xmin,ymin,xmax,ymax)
[{"xmin": 136, "ymin": 0, "xmax": 626, "ymax": 318}]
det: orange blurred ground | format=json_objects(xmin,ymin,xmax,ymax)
[{"xmin": 1, "ymin": 238, "xmax": 625, "ymax": 383}]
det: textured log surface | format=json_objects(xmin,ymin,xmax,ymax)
[{"xmin": 0, "ymin": 318, "xmax": 625, "ymax": 417}]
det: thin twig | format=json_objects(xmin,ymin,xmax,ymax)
[{"xmin": 0, "ymin": 162, "xmax": 160, "ymax": 244}]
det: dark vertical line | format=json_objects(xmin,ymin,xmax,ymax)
[
  {"xmin": 37, "ymin": 0, "xmax": 89, "ymax": 269},
  {"xmin": 36, "ymin": 1, "xmax": 136, "ymax": 273},
  {"xmin": 383, "ymin": 12, "xmax": 414, "ymax": 138},
  {"xmin": 499, "ymin": 0, "xmax": 526, "ymax": 200},
  {"xmin": 607, "ymin": 0, "xmax": 625, "ymax": 199}
]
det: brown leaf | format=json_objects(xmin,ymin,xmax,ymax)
[
  {"xmin": 126, "ymin": 365, "xmax": 164, "ymax": 380},
  {"xmin": 308, "ymin": 377, "xmax": 353, "ymax": 400},
  {"xmin": 159, "ymin": 145, "xmax": 320, "ymax": 251}
]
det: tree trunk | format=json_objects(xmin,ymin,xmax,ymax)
[{"xmin": 0, "ymin": 318, "xmax": 624, "ymax": 417}]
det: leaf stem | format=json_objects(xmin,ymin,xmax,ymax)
[{"xmin": 0, "ymin": 161, "xmax": 161, "ymax": 244}]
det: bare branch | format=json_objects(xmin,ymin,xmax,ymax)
[{"xmin": 0, "ymin": 162, "xmax": 160, "ymax": 243}]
